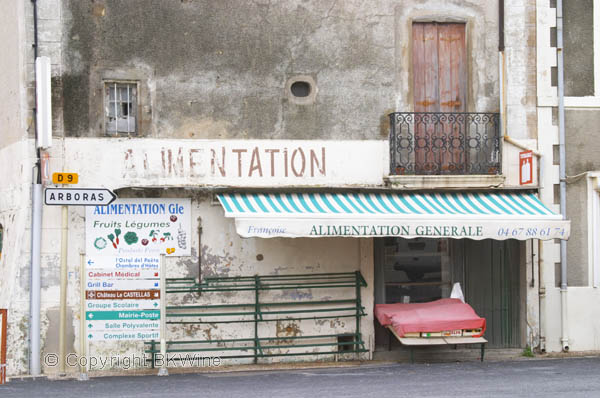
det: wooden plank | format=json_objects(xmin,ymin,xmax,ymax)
[
  {"xmin": 412, "ymin": 23, "xmax": 426, "ymax": 112},
  {"xmin": 398, "ymin": 337, "xmax": 449, "ymax": 346},
  {"xmin": 438, "ymin": 23, "xmax": 466, "ymax": 172},
  {"xmin": 443, "ymin": 336, "xmax": 487, "ymax": 345},
  {"xmin": 388, "ymin": 326, "xmax": 486, "ymax": 346},
  {"xmin": 413, "ymin": 23, "xmax": 440, "ymax": 172}
]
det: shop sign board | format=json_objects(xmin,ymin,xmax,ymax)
[
  {"xmin": 85, "ymin": 198, "xmax": 191, "ymax": 257},
  {"xmin": 234, "ymin": 218, "xmax": 570, "ymax": 241},
  {"xmin": 519, "ymin": 150, "xmax": 533, "ymax": 185}
]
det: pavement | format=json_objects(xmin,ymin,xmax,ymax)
[{"xmin": 2, "ymin": 357, "xmax": 600, "ymax": 397}]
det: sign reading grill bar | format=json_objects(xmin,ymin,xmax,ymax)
[{"xmin": 45, "ymin": 188, "xmax": 116, "ymax": 206}]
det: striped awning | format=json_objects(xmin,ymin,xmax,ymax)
[{"xmin": 217, "ymin": 192, "xmax": 570, "ymax": 240}]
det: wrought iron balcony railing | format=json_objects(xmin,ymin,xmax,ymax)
[{"xmin": 389, "ymin": 112, "xmax": 501, "ymax": 175}]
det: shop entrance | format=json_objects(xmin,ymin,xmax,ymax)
[{"xmin": 374, "ymin": 237, "xmax": 522, "ymax": 349}]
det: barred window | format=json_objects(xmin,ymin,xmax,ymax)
[{"xmin": 104, "ymin": 82, "xmax": 137, "ymax": 134}]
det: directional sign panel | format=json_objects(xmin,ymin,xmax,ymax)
[
  {"xmin": 85, "ymin": 256, "xmax": 159, "ymax": 271},
  {"xmin": 86, "ymin": 330, "xmax": 160, "ymax": 341},
  {"xmin": 85, "ymin": 279, "xmax": 160, "ymax": 291},
  {"xmin": 86, "ymin": 269, "xmax": 160, "ymax": 280},
  {"xmin": 86, "ymin": 300, "xmax": 160, "ymax": 311},
  {"xmin": 86, "ymin": 319, "xmax": 160, "ymax": 332},
  {"xmin": 45, "ymin": 188, "xmax": 116, "ymax": 206},
  {"xmin": 84, "ymin": 253, "xmax": 161, "ymax": 341}
]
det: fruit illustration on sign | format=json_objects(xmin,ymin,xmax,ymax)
[
  {"xmin": 160, "ymin": 232, "xmax": 172, "ymax": 243},
  {"xmin": 94, "ymin": 237, "xmax": 107, "ymax": 250},
  {"xmin": 149, "ymin": 230, "xmax": 159, "ymax": 243},
  {"xmin": 177, "ymin": 224, "xmax": 187, "ymax": 250},
  {"xmin": 170, "ymin": 215, "xmax": 177, "ymax": 222},
  {"xmin": 141, "ymin": 239, "xmax": 149, "ymax": 246}
]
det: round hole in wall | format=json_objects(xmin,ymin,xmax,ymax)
[
  {"xmin": 290, "ymin": 81, "xmax": 311, "ymax": 98},
  {"xmin": 256, "ymin": 254, "xmax": 264, "ymax": 261}
]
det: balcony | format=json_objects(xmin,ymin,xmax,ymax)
[{"xmin": 388, "ymin": 112, "xmax": 501, "ymax": 176}]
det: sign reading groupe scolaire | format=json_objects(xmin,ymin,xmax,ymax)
[{"xmin": 85, "ymin": 255, "xmax": 161, "ymax": 341}]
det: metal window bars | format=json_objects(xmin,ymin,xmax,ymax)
[
  {"xmin": 144, "ymin": 272, "xmax": 368, "ymax": 365},
  {"xmin": 105, "ymin": 82, "xmax": 136, "ymax": 134},
  {"xmin": 389, "ymin": 112, "xmax": 501, "ymax": 175}
]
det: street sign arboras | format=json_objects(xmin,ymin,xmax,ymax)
[{"xmin": 45, "ymin": 188, "xmax": 117, "ymax": 206}]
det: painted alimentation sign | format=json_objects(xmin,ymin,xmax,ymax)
[
  {"xmin": 58, "ymin": 139, "xmax": 388, "ymax": 187},
  {"xmin": 86, "ymin": 198, "xmax": 191, "ymax": 257}
]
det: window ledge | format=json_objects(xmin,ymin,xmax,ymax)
[{"xmin": 385, "ymin": 174, "xmax": 506, "ymax": 190}]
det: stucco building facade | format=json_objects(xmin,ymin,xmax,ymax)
[{"xmin": 0, "ymin": 0, "xmax": 581, "ymax": 378}]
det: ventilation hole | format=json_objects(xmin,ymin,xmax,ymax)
[{"xmin": 290, "ymin": 81, "xmax": 311, "ymax": 97}]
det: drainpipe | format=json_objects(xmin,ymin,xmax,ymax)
[
  {"xmin": 556, "ymin": 0, "xmax": 569, "ymax": 352},
  {"xmin": 499, "ymin": 0, "xmax": 506, "ymax": 138},
  {"xmin": 538, "ymin": 239, "xmax": 546, "ymax": 352},
  {"xmin": 29, "ymin": 0, "xmax": 43, "ymax": 376}
]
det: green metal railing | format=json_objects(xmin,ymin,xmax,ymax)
[{"xmin": 145, "ymin": 271, "xmax": 368, "ymax": 365}]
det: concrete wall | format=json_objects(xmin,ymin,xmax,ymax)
[
  {"xmin": 0, "ymin": 0, "xmax": 27, "ymax": 148},
  {"xmin": 565, "ymin": 175, "xmax": 589, "ymax": 286},
  {"xmin": 0, "ymin": 0, "xmax": 38, "ymax": 376},
  {"xmin": 537, "ymin": 0, "xmax": 600, "ymax": 351},
  {"xmin": 37, "ymin": 191, "xmax": 371, "ymax": 374},
  {"xmin": 61, "ymin": 0, "xmax": 399, "ymax": 140},
  {"xmin": 563, "ymin": 0, "xmax": 594, "ymax": 97}
]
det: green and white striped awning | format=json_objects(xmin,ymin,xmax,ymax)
[{"xmin": 217, "ymin": 192, "xmax": 570, "ymax": 240}]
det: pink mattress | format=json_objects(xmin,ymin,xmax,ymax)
[{"xmin": 375, "ymin": 298, "xmax": 486, "ymax": 338}]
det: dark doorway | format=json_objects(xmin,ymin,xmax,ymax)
[
  {"xmin": 462, "ymin": 239, "xmax": 521, "ymax": 348},
  {"xmin": 374, "ymin": 237, "xmax": 522, "ymax": 349}
]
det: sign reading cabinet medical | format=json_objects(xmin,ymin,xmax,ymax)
[{"xmin": 85, "ymin": 198, "xmax": 191, "ymax": 257}]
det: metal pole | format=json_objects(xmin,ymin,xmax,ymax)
[
  {"xmin": 499, "ymin": 0, "xmax": 506, "ymax": 138},
  {"xmin": 29, "ymin": 183, "xmax": 43, "ymax": 376},
  {"xmin": 29, "ymin": 0, "xmax": 42, "ymax": 376},
  {"xmin": 158, "ymin": 254, "xmax": 168, "ymax": 376},
  {"xmin": 58, "ymin": 206, "xmax": 68, "ymax": 375},
  {"xmin": 78, "ymin": 253, "xmax": 88, "ymax": 381},
  {"xmin": 556, "ymin": 0, "xmax": 569, "ymax": 352}
]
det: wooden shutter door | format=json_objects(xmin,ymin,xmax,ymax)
[{"xmin": 412, "ymin": 22, "xmax": 466, "ymax": 174}]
